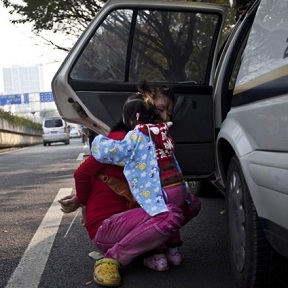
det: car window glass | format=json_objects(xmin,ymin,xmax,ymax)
[
  {"xmin": 45, "ymin": 120, "xmax": 54, "ymax": 128},
  {"xmin": 71, "ymin": 10, "xmax": 132, "ymax": 81},
  {"xmin": 70, "ymin": 8, "xmax": 220, "ymax": 84},
  {"xmin": 130, "ymin": 10, "xmax": 219, "ymax": 83},
  {"xmin": 236, "ymin": 1, "xmax": 288, "ymax": 88},
  {"xmin": 228, "ymin": 37, "xmax": 248, "ymax": 91},
  {"xmin": 55, "ymin": 119, "xmax": 63, "ymax": 127},
  {"xmin": 45, "ymin": 119, "xmax": 63, "ymax": 128}
]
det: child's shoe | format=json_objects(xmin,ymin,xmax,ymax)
[
  {"xmin": 166, "ymin": 247, "xmax": 182, "ymax": 266},
  {"xmin": 94, "ymin": 258, "xmax": 121, "ymax": 287},
  {"xmin": 143, "ymin": 253, "xmax": 169, "ymax": 271}
]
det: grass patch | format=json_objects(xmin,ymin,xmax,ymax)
[{"xmin": 0, "ymin": 109, "xmax": 41, "ymax": 130}]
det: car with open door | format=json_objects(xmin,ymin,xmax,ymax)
[{"xmin": 52, "ymin": 0, "xmax": 288, "ymax": 287}]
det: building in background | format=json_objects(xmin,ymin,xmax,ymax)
[
  {"xmin": 2, "ymin": 64, "xmax": 44, "ymax": 94},
  {"xmin": 0, "ymin": 65, "xmax": 59, "ymax": 123}
]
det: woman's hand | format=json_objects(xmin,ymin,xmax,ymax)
[{"xmin": 58, "ymin": 194, "xmax": 80, "ymax": 213}]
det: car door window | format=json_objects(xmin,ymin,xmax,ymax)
[
  {"xmin": 129, "ymin": 10, "xmax": 219, "ymax": 83},
  {"xmin": 70, "ymin": 8, "xmax": 221, "ymax": 84},
  {"xmin": 71, "ymin": 10, "xmax": 132, "ymax": 81}
]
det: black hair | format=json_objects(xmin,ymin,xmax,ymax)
[
  {"xmin": 137, "ymin": 79, "xmax": 155, "ymax": 98},
  {"xmin": 122, "ymin": 93, "xmax": 156, "ymax": 130},
  {"xmin": 110, "ymin": 118, "xmax": 131, "ymax": 132},
  {"xmin": 137, "ymin": 78, "xmax": 174, "ymax": 103},
  {"xmin": 111, "ymin": 80, "xmax": 156, "ymax": 132},
  {"xmin": 154, "ymin": 85, "xmax": 175, "ymax": 103}
]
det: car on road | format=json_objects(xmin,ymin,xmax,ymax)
[
  {"xmin": 52, "ymin": 0, "xmax": 288, "ymax": 286},
  {"xmin": 42, "ymin": 117, "xmax": 70, "ymax": 146},
  {"xmin": 69, "ymin": 128, "xmax": 81, "ymax": 138}
]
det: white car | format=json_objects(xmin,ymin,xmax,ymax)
[
  {"xmin": 42, "ymin": 117, "xmax": 70, "ymax": 146},
  {"xmin": 52, "ymin": 0, "xmax": 288, "ymax": 286},
  {"xmin": 69, "ymin": 128, "xmax": 81, "ymax": 138}
]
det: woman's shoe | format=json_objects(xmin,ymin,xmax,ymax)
[
  {"xmin": 93, "ymin": 258, "xmax": 121, "ymax": 287},
  {"xmin": 166, "ymin": 247, "xmax": 182, "ymax": 266},
  {"xmin": 143, "ymin": 253, "xmax": 169, "ymax": 271}
]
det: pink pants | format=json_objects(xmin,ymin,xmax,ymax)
[
  {"xmin": 92, "ymin": 185, "xmax": 201, "ymax": 265},
  {"xmin": 93, "ymin": 204, "xmax": 184, "ymax": 265},
  {"xmin": 158, "ymin": 184, "xmax": 201, "ymax": 249}
]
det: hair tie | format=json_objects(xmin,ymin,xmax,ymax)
[{"xmin": 136, "ymin": 113, "xmax": 140, "ymax": 120}]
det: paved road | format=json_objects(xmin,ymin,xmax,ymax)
[{"xmin": 0, "ymin": 140, "xmax": 237, "ymax": 288}]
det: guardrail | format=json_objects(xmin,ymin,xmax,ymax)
[{"xmin": 0, "ymin": 118, "xmax": 42, "ymax": 148}]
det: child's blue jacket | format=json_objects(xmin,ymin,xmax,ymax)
[{"xmin": 91, "ymin": 129, "xmax": 169, "ymax": 216}]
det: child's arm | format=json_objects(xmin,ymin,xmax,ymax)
[{"xmin": 91, "ymin": 130, "xmax": 141, "ymax": 166}]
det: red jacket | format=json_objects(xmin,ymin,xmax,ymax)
[{"xmin": 74, "ymin": 130, "xmax": 127, "ymax": 239}]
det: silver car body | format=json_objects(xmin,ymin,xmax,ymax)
[{"xmin": 216, "ymin": 0, "xmax": 288, "ymax": 233}]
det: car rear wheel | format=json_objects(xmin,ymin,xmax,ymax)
[
  {"xmin": 187, "ymin": 181, "xmax": 201, "ymax": 195},
  {"xmin": 226, "ymin": 155, "xmax": 288, "ymax": 288},
  {"xmin": 187, "ymin": 180, "xmax": 215, "ymax": 197}
]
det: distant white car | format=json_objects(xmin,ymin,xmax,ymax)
[
  {"xmin": 42, "ymin": 117, "xmax": 70, "ymax": 146},
  {"xmin": 69, "ymin": 128, "xmax": 81, "ymax": 138}
]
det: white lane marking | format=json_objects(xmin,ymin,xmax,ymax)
[
  {"xmin": 76, "ymin": 152, "xmax": 90, "ymax": 161},
  {"xmin": 5, "ymin": 188, "xmax": 73, "ymax": 288},
  {"xmin": 76, "ymin": 153, "xmax": 85, "ymax": 161}
]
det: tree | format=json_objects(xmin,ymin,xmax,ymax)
[
  {"xmin": 1, "ymin": 0, "xmax": 108, "ymax": 52},
  {"xmin": 1, "ymin": 0, "xmax": 253, "ymax": 52}
]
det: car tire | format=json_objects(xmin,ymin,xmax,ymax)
[
  {"xmin": 187, "ymin": 181, "xmax": 201, "ymax": 196},
  {"xmin": 187, "ymin": 180, "xmax": 215, "ymax": 197},
  {"xmin": 226, "ymin": 155, "xmax": 288, "ymax": 288}
]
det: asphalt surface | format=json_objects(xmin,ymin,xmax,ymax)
[{"xmin": 0, "ymin": 140, "xmax": 237, "ymax": 288}]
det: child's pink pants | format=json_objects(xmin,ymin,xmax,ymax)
[{"xmin": 93, "ymin": 203, "xmax": 184, "ymax": 265}]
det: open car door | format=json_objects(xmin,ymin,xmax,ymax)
[{"xmin": 52, "ymin": 0, "xmax": 227, "ymax": 179}]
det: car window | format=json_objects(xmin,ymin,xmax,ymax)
[
  {"xmin": 45, "ymin": 119, "xmax": 63, "ymax": 128},
  {"xmin": 71, "ymin": 10, "xmax": 132, "ymax": 81},
  {"xmin": 231, "ymin": 0, "xmax": 288, "ymax": 107},
  {"xmin": 228, "ymin": 34, "xmax": 249, "ymax": 91},
  {"xmin": 70, "ymin": 8, "xmax": 221, "ymax": 84}
]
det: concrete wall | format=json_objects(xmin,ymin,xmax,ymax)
[{"xmin": 0, "ymin": 118, "xmax": 42, "ymax": 148}]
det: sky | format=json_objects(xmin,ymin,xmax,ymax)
[{"xmin": 0, "ymin": 5, "xmax": 69, "ymax": 94}]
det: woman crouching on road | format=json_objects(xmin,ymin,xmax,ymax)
[{"xmin": 59, "ymin": 82, "xmax": 200, "ymax": 287}]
